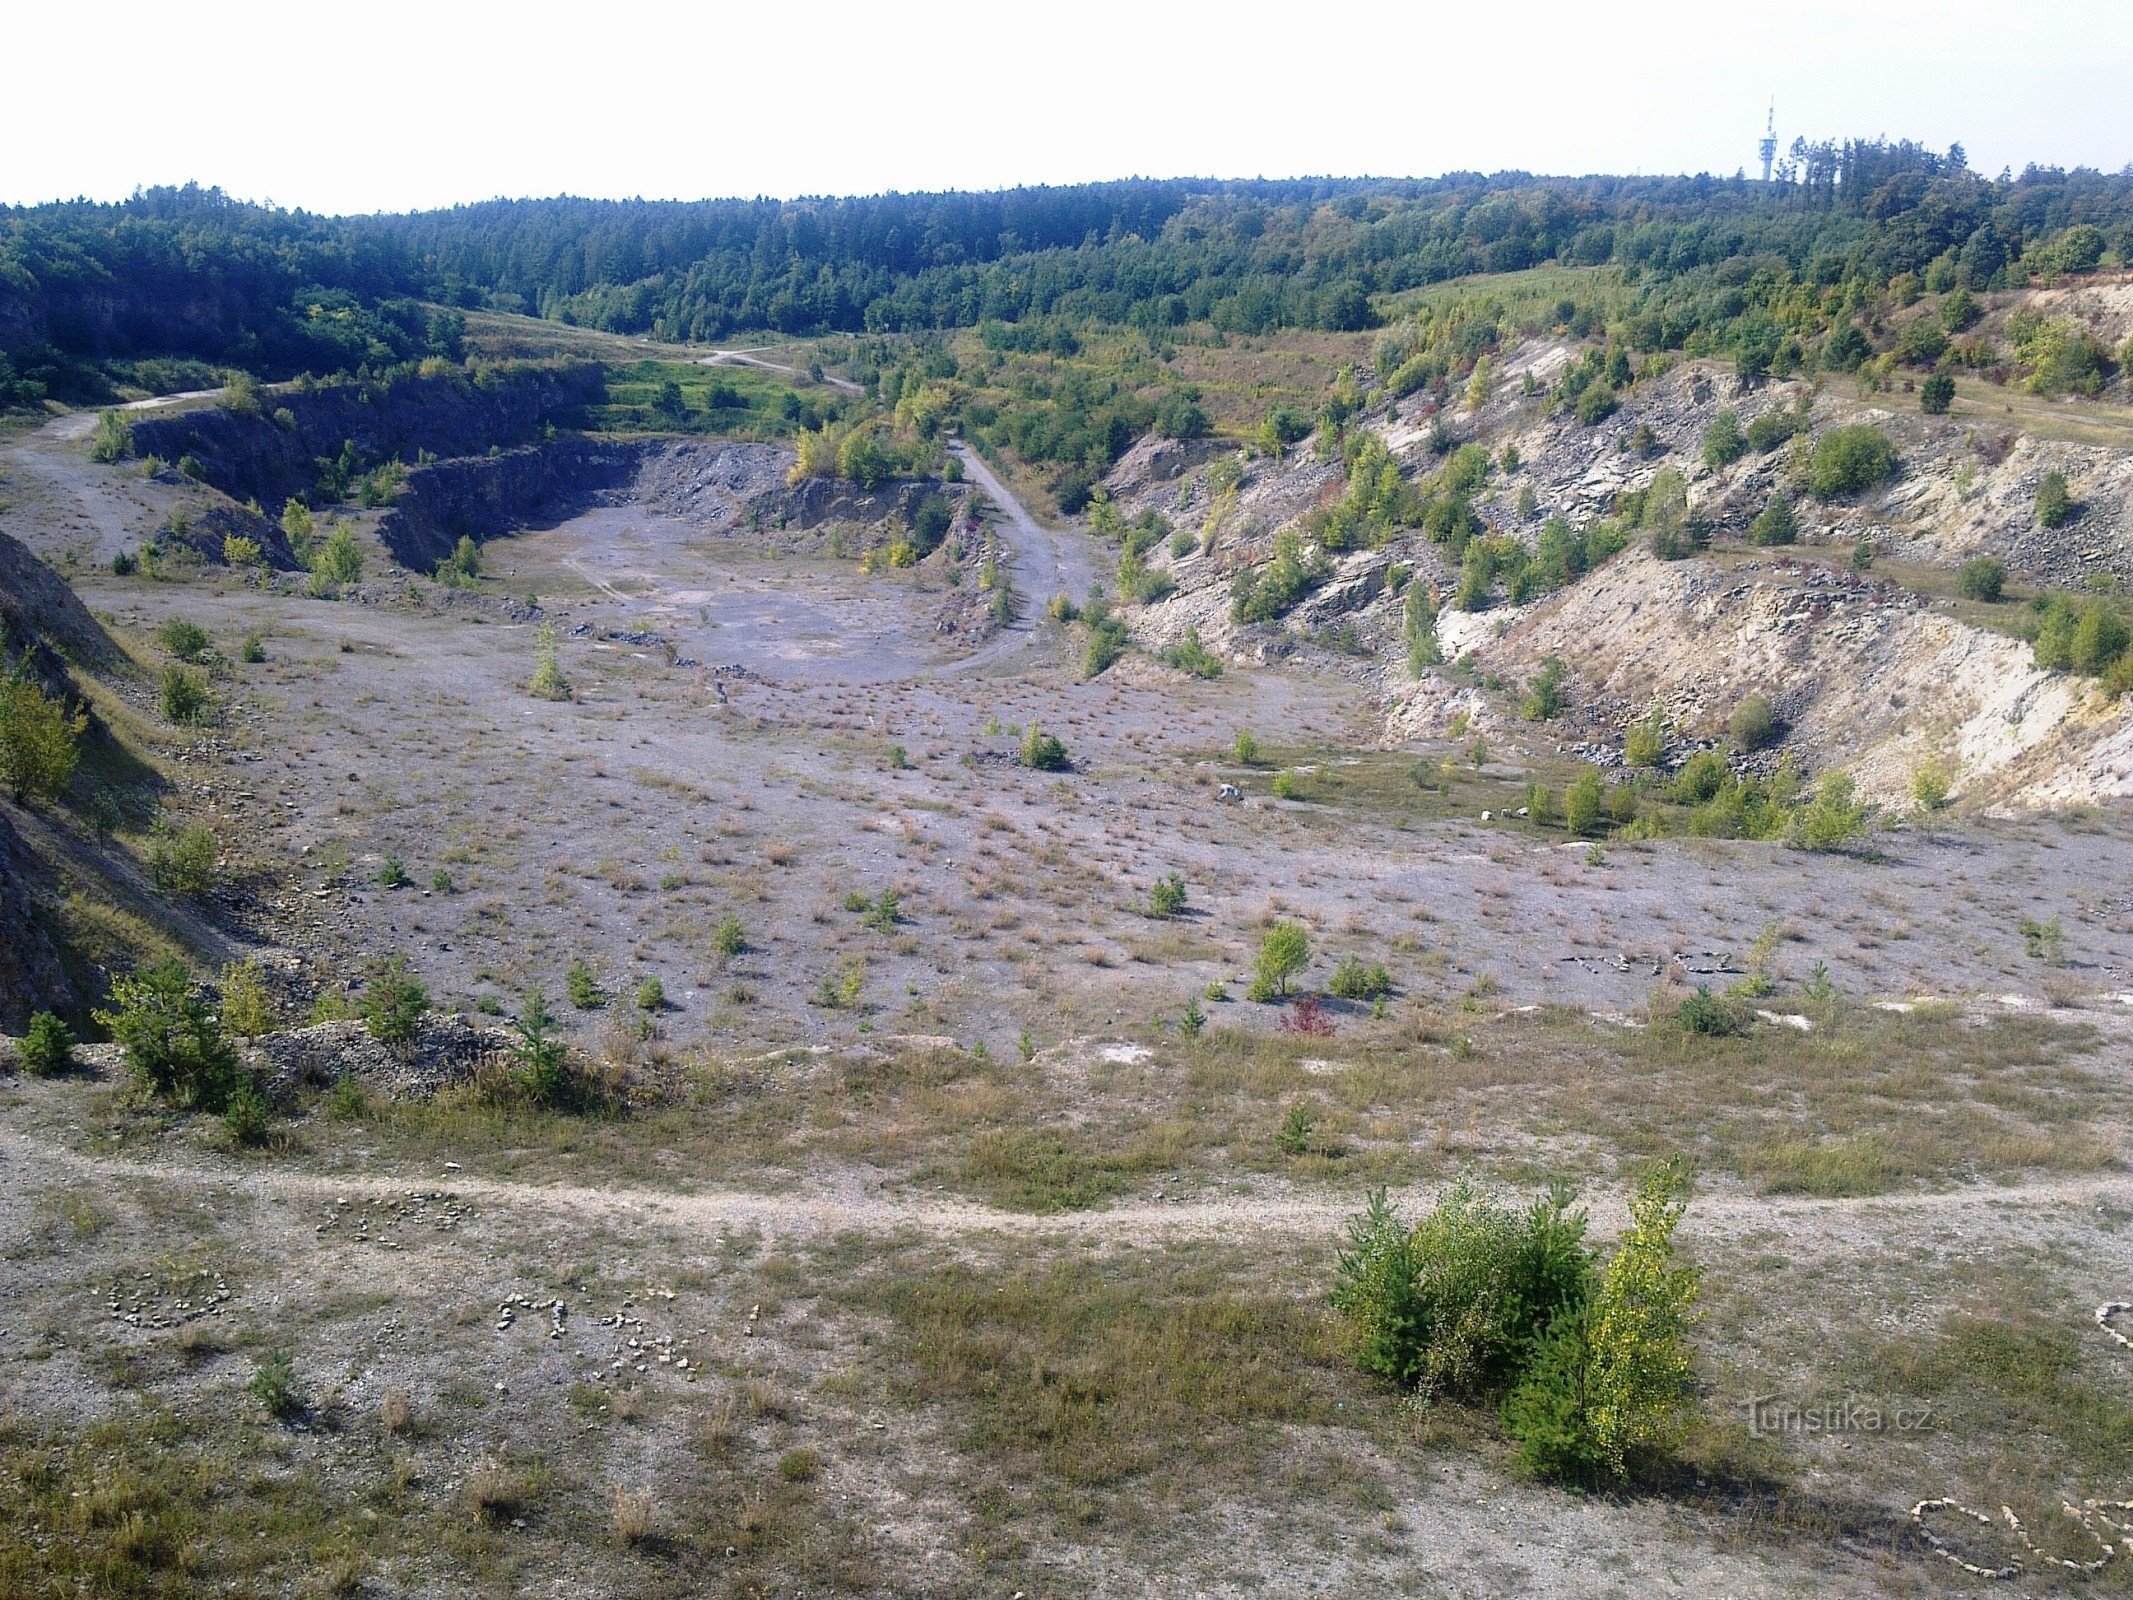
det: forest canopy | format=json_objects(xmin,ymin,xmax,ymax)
[{"xmin": 7, "ymin": 145, "xmax": 2133, "ymax": 410}]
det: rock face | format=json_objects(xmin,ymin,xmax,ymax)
[
  {"xmin": 0, "ymin": 807, "xmax": 75, "ymax": 1032},
  {"xmin": 0, "ymin": 527, "xmax": 124, "ymax": 689},
  {"xmin": 127, "ymin": 363, "xmax": 606, "ymax": 512},
  {"xmin": 377, "ymin": 439, "xmax": 642, "ymax": 570}
]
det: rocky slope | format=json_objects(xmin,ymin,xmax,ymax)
[{"xmin": 1095, "ymin": 335, "xmax": 2133, "ymax": 812}]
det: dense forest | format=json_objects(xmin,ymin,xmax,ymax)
[{"xmin": 6, "ymin": 146, "xmax": 2133, "ymax": 412}]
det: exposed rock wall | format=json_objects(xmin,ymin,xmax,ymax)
[
  {"xmin": 127, "ymin": 363, "xmax": 605, "ymax": 512},
  {"xmin": 377, "ymin": 439, "xmax": 642, "ymax": 570}
]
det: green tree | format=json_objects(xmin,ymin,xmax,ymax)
[
  {"xmin": 1624, "ymin": 713, "xmax": 1665, "ymax": 769},
  {"xmin": 1564, "ymin": 767, "xmax": 1606, "ymax": 836},
  {"xmin": 1021, "ymin": 724, "xmax": 1069, "ymax": 771},
  {"xmin": 1148, "ymin": 872, "xmax": 1187, "ymax": 917},
  {"xmin": 311, "ymin": 523, "xmax": 364, "ymax": 585},
  {"xmin": 1747, "ymin": 492, "xmax": 1797, "ymax": 546},
  {"xmin": 1806, "ymin": 426, "xmax": 1897, "ymax": 497},
  {"xmin": 362, "ymin": 954, "xmax": 429, "ymax": 1049},
  {"xmin": 1522, "ymin": 656, "xmax": 1567, "ymax": 721},
  {"xmin": 20, "ymin": 1011, "xmax": 76, "ymax": 1076},
  {"xmin": 1728, "ymin": 694, "xmax": 1778, "ymax": 750},
  {"xmin": 509, "ymin": 990, "xmax": 571, "ymax": 1105},
  {"xmin": 160, "ymin": 665, "xmax": 209, "ymax": 724},
  {"xmin": 529, "ymin": 623, "xmax": 571, "ymax": 701},
  {"xmin": 1502, "ymin": 1163, "xmax": 1699, "ymax": 1484},
  {"xmin": 94, "ymin": 956, "xmax": 241, "ymax": 1111},
  {"xmin": 0, "ymin": 661, "xmax": 87, "ymax": 804},
  {"xmin": 1251, "ymin": 921, "xmax": 1310, "ymax": 1000},
  {"xmin": 1919, "ymin": 372, "xmax": 1955, "ymax": 415},
  {"xmin": 1699, "ymin": 411, "xmax": 1745, "ymax": 468},
  {"xmin": 88, "ymin": 410, "xmax": 132, "ymax": 463},
  {"xmin": 1957, "ymin": 556, "xmax": 2004, "ymax": 601},
  {"xmin": 1794, "ymin": 771, "xmax": 1870, "ymax": 851},
  {"xmin": 2036, "ymin": 470, "xmax": 2075, "ymax": 528}
]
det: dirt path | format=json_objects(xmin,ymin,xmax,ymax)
[
  {"xmin": 9, "ymin": 1122, "xmax": 2126, "ymax": 1250},
  {"xmin": 698, "ymin": 349, "xmax": 865, "ymax": 394},
  {"xmin": 953, "ymin": 441, "xmax": 1101, "ymax": 606}
]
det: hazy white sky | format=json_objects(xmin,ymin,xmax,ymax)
[{"xmin": 12, "ymin": 0, "xmax": 2130, "ymax": 215}]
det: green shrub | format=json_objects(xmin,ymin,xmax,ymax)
[
  {"xmin": 20, "ymin": 1011, "xmax": 75, "ymax": 1076},
  {"xmin": 566, "ymin": 958, "xmax": 605, "ymax": 1010},
  {"xmin": 1249, "ymin": 921, "xmax": 1310, "ymax": 1000},
  {"xmin": 1081, "ymin": 613, "xmax": 1130, "ymax": 677},
  {"xmin": 1624, "ymin": 714, "xmax": 1665, "ymax": 769},
  {"xmin": 1521, "ymin": 656, "xmax": 1567, "ymax": 721},
  {"xmin": 1328, "ymin": 954, "xmax": 1392, "ymax": 1000},
  {"xmin": 1727, "ymin": 694, "xmax": 1778, "ymax": 750},
  {"xmin": 508, "ymin": 990, "xmax": 572, "ymax": 1105},
  {"xmin": 1564, "ymin": 767, "xmax": 1605, "ymax": 837},
  {"xmin": 1333, "ymin": 1183, "xmax": 1592, "ymax": 1398},
  {"xmin": 2036, "ymin": 470, "xmax": 2076, "ymax": 528},
  {"xmin": 1744, "ymin": 408, "xmax": 1800, "ymax": 452},
  {"xmin": 1957, "ymin": 556, "xmax": 2005, "ymax": 602},
  {"xmin": 635, "ymin": 976, "xmax": 665, "ymax": 1012},
  {"xmin": 2033, "ymin": 595, "xmax": 2131, "ymax": 676},
  {"xmin": 1148, "ymin": 872, "xmax": 1187, "ymax": 918},
  {"xmin": 1675, "ymin": 986, "xmax": 1748, "ymax": 1036},
  {"xmin": 310, "ymin": 523, "xmax": 365, "ymax": 586},
  {"xmin": 1747, "ymin": 493, "xmax": 1797, "ymax": 546},
  {"xmin": 1574, "ymin": 384, "xmax": 1617, "ymax": 426},
  {"xmin": 249, "ymin": 1347, "xmax": 301, "ymax": 1418},
  {"xmin": 1919, "ymin": 372, "xmax": 1955, "ymax": 415},
  {"xmin": 529, "ymin": 623, "xmax": 571, "ymax": 701},
  {"xmin": 713, "ymin": 913, "xmax": 746, "ymax": 959},
  {"xmin": 1020, "ymin": 725, "xmax": 1069, "ymax": 771},
  {"xmin": 2019, "ymin": 916, "xmax": 2065, "ymax": 964},
  {"xmin": 1233, "ymin": 730, "xmax": 1261, "ymax": 765},
  {"xmin": 1806, "ymin": 425, "xmax": 1897, "ymax": 497},
  {"xmin": 0, "ymin": 662, "xmax": 87, "ymax": 804},
  {"xmin": 1794, "ymin": 771, "xmax": 1870, "ymax": 851},
  {"xmin": 240, "ymin": 634, "xmax": 266, "ymax": 663},
  {"xmin": 362, "ymin": 954, "xmax": 429, "ymax": 1048},
  {"xmin": 1700, "ymin": 411, "xmax": 1745, "ymax": 468},
  {"xmin": 159, "ymin": 666, "xmax": 209, "ymax": 724},
  {"xmin": 1161, "ymin": 627, "xmax": 1223, "ymax": 679},
  {"xmin": 222, "ymin": 1080, "xmax": 272, "ymax": 1147},
  {"xmin": 146, "ymin": 821, "xmax": 220, "ymax": 898},
  {"xmin": 94, "ymin": 956, "xmax": 241, "ymax": 1111},
  {"xmin": 1501, "ymin": 1163, "xmax": 1699, "ymax": 1484},
  {"xmin": 88, "ymin": 410, "xmax": 132, "ymax": 463},
  {"xmin": 219, "ymin": 960, "xmax": 274, "ymax": 1038},
  {"xmin": 156, "ymin": 618, "xmax": 211, "ymax": 661},
  {"xmin": 376, "ymin": 852, "xmax": 411, "ymax": 889},
  {"xmin": 862, "ymin": 889, "xmax": 903, "ymax": 931}
]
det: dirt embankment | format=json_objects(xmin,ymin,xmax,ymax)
[
  {"xmin": 376, "ymin": 438, "xmax": 642, "ymax": 571},
  {"xmin": 126, "ymin": 363, "xmax": 606, "ymax": 514}
]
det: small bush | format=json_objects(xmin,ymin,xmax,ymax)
[
  {"xmin": 713, "ymin": 913, "xmax": 747, "ymax": 959},
  {"xmin": 249, "ymin": 1347, "xmax": 301, "ymax": 1418},
  {"xmin": 1328, "ymin": 954, "xmax": 1392, "ymax": 1000},
  {"xmin": 1747, "ymin": 493, "xmax": 1797, "ymax": 546},
  {"xmin": 1249, "ymin": 921, "xmax": 1310, "ymax": 1000},
  {"xmin": 222, "ymin": 1080, "xmax": 272, "ymax": 1146},
  {"xmin": 1147, "ymin": 872, "xmax": 1187, "ymax": 918},
  {"xmin": 159, "ymin": 666, "xmax": 209, "ymax": 724},
  {"xmin": 146, "ymin": 821, "xmax": 220, "ymax": 898},
  {"xmin": 1727, "ymin": 694, "xmax": 1778, "ymax": 750},
  {"xmin": 94, "ymin": 956, "xmax": 241, "ymax": 1111},
  {"xmin": 1920, "ymin": 371, "xmax": 1955, "ymax": 414},
  {"xmin": 1624, "ymin": 714, "xmax": 1664, "ymax": 769},
  {"xmin": 1806, "ymin": 425, "xmax": 1897, "ymax": 497},
  {"xmin": 20, "ymin": 1011, "xmax": 76, "ymax": 1076},
  {"xmin": 1957, "ymin": 556, "xmax": 2005, "ymax": 602},
  {"xmin": 635, "ymin": 976, "xmax": 665, "ymax": 1012},
  {"xmin": 1333, "ymin": 1183, "xmax": 1592, "ymax": 1398},
  {"xmin": 2019, "ymin": 916, "xmax": 2065, "ymax": 964},
  {"xmin": 156, "ymin": 618, "xmax": 211, "ymax": 662},
  {"xmin": 88, "ymin": 410, "xmax": 132, "ymax": 463},
  {"xmin": 1564, "ymin": 767, "xmax": 1605, "ymax": 837},
  {"xmin": 362, "ymin": 954, "xmax": 429, "ymax": 1049},
  {"xmin": 1675, "ymin": 986, "xmax": 1748, "ymax": 1036},
  {"xmin": 529, "ymin": 623, "xmax": 571, "ymax": 701},
  {"xmin": 1910, "ymin": 757, "xmax": 1953, "ymax": 813},
  {"xmin": 1233, "ymin": 731, "xmax": 1261, "ymax": 765},
  {"xmin": 1700, "ymin": 411, "xmax": 1745, "ymax": 468},
  {"xmin": 1794, "ymin": 771, "xmax": 1870, "ymax": 851},
  {"xmin": 219, "ymin": 960, "xmax": 275, "ymax": 1038},
  {"xmin": 776, "ymin": 1447, "xmax": 820, "ymax": 1483},
  {"xmin": 1502, "ymin": 1164, "xmax": 1698, "ymax": 1484},
  {"xmin": 1161, "ymin": 626, "xmax": 1224, "ymax": 679},
  {"xmin": 1020, "ymin": 724, "xmax": 1069, "ymax": 771},
  {"xmin": 1521, "ymin": 656, "xmax": 1567, "ymax": 721},
  {"xmin": 566, "ymin": 958, "xmax": 605, "ymax": 1010},
  {"xmin": 2036, "ymin": 470, "xmax": 2076, "ymax": 528},
  {"xmin": 0, "ymin": 662, "xmax": 87, "ymax": 804},
  {"xmin": 377, "ymin": 852, "xmax": 411, "ymax": 889},
  {"xmin": 508, "ymin": 990, "xmax": 572, "ymax": 1104},
  {"xmin": 240, "ymin": 633, "xmax": 266, "ymax": 663},
  {"xmin": 1744, "ymin": 408, "xmax": 1800, "ymax": 452}
]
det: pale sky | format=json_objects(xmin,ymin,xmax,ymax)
[{"xmin": 12, "ymin": 0, "xmax": 2130, "ymax": 215}]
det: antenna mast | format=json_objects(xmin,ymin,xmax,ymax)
[{"xmin": 1758, "ymin": 103, "xmax": 1777, "ymax": 184}]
